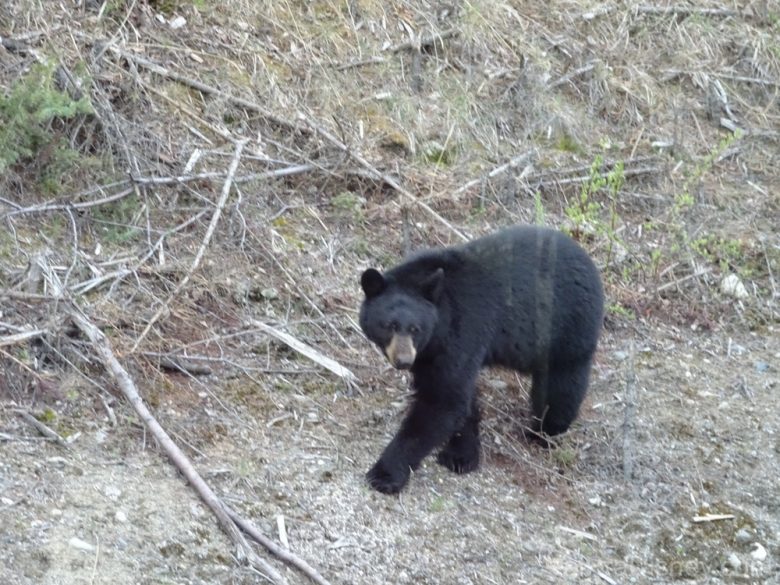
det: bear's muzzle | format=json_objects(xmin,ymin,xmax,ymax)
[{"xmin": 385, "ymin": 334, "xmax": 416, "ymax": 370}]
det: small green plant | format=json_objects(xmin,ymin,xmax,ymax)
[
  {"xmin": 690, "ymin": 234, "xmax": 744, "ymax": 274},
  {"xmin": 564, "ymin": 154, "xmax": 626, "ymax": 270},
  {"xmin": 0, "ymin": 62, "xmax": 93, "ymax": 187},
  {"xmin": 607, "ymin": 302, "xmax": 635, "ymax": 320},
  {"xmin": 331, "ymin": 191, "xmax": 365, "ymax": 221},
  {"xmin": 564, "ymin": 155, "xmax": 604, "ymax": 234},
  {"xmin": 533, "ymin": 190, "xmax": 546, "ymax": 225},
  {"xmin": 552, "ymin": 446, "xmax": 577, "ymax": 468},
  {"xmin": 677, "ymin": 130, "xmax": 742, "ymax": 208}
]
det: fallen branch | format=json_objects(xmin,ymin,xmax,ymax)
[
  {"xmin": 130, "ymin": 164, "xmax": 316, "ymax": 187},
  {"xmin": 70, "ymin": 308, "xmax": 325, "ymax": 585},
  {"xmin": 0, "ymin": 328, "xmax": 47, "ymax": 348},
  {"xmin": 524, "ymin": 165, "xmax": 661, "ymax": 190},
  {"xmin": 547, "ymin": 62, "xmax": 596, "ymax": 90},
  {"xmin": 622, "ymin": 341, "xmax": 637, "ymax": 482},
  {"xmin": 451, "ymin": 151, "xmax": 535, "ymax": 199},
  {"xmin": 14, "ymin": 409, "xmax": 70, "ymax": 448},
  {"xmin": 662, "ymin": 69, "xmax": 780, "ymax": 89},
  {"xmin": 636, "ymin": 5, "xmax": 738, "ymax": 18},
  {"xmin": 386, "ymin": 28, "xmax": 458, "ymax": 54},
  {"xmin": 692, "ymin": 513, "xmax": 736, "ymax": 523},
  {"xmin": 132, "ymin": 139, "xmax": 247, "ymax": 351},
  {"xmin": 227, "ymin": 506, "xmax": 332, "ymax": 585},
  {"xmin": 111, "ymin": 48, "xmax": 304, "ymax": 135},
  {"xmin": 1, "ymin": 188, "xmax": 135, "ymax": 220},
  {"xmin": 249, "ymin": 320, "xmax": 357, "ymax": 385},
  {"xmin": 296, "ymin": 112, "xmax": 468, "ymax": 242},
  {"xmin": 583, "ymin": 5, "xmax": 738, "ymax": 19}
]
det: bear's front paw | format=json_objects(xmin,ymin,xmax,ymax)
[
  {"xmin": 436, "ymin": 442, "xmax": 480, "ymax": 474},
  {"xmin": 366, "ymin": 458, "xmax": 410, "ymax": 494}
]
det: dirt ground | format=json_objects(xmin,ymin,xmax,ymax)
[
  {"xmin": 1, "ymin": 1, "xmax": 779, "ymax": 584},
  {"xmin": 2, "ymin": 316, "xmax": 779, "ymax": 584}
]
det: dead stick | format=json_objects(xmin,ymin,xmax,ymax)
[
  {"xmin": 296, "ymin": 112, "xmax": 468, "ymax": 242},
  {"xmin": 68, "ymin": 309, "xmax": 288, "ymax": 585},
  {"xmin": 14, "ymin": 409, "xmax": 69, "ymax": 448},
  {"xmin": 386, "ymin": 28, "xmax": 458, "ymax": 53},
  {"xmin": 451, "ymin": 151, "xmax": 534, "ymax": 199},
  {"xmin": 227, "ymin": 506, "xmax": 332, "ymax": 585},
  {"xmin": 111, "ymin": 48, "xmax": 303, "ymax": 134},
  {"xmin": 622, "ymin": 340, "xmax": 636, "ymax": 481},
  {"xmin": 0, "ymin": 329, "xmax": 47, "ymax": 348},
  {"xmin": 131, "ymin": 139, "xmax": 247, "ymax": 351},
  {"xmin": 250, "ymin": 320, "xmax": 357, "ymax": 383}
]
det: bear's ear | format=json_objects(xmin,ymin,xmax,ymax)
[
  {"xmin": 361, "ymin": 268, "xmax": 386, "ymax": 298},
  {"xmin": 421, "ymin": 268, "xmax": 444, "ymax": 303}
]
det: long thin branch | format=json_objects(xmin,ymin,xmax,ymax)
[
  {"xmin": 111, "ymin": 48, "xmax": 304, "ymax": 135},
  {"xmin": 0, "ymin": 329, "xmax": 47, "ymax": 348},
  {"xmin": 1, "ymin": 188, "xmax": 135, "ymax": 220},
  {"xmin": 131, "ymin": 139, "xmax": 247, "ymax": 351},
  {"xmin": 131, "ymin": 164, "xmax": 316, "ymax": 187},
  {"xmin": 14, "ymin": 409, "xmax": 70, "ymax": 448},
  {"xmin": 249, "ymin": 320, "xmax": 357, "ymax": 384},
  {"xmin": 68, "ymin": 308, "xmax": 288, "ymax": 584},
  {"xmin": 226, "ymin": 506, "xmax": 332, "ymax": 585},
  {"xmin": 451, "ymin": 151, "xmax": 535, "ymax": 199},
  {"xmin": 295, "ymin": 112, "xmax": 468, "ymax": 242}
]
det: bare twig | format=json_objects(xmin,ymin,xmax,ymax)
[
  {"xmin": 296, "ymin": 112, "xmax": 468, "ymax": 242},
  {"xmin": 451, "ymin": 151, "xmax": 535, "ymax": 199},
  {"xmin": 155, "ymin": 355, "xmax": 214, "ymax": 376},
  {"xmin": 386, "ymin": 28, "xmax": 458, "ymax": 53},
  {"xmin": 132, "ymin": 139, "xmax": 248, "ymax": 351},
  {"xmin": 1, "ymin": 188, "xmax": 135, "ymax": 220},
  {"xmin": 663, "ymin": 69, "xmax": 780, "ymax": 88},
  {"xmin": 692, "ymin": 513, "xmax": 736, "ymax": 523},
  {"xmin": 227, "ymin": 506, "xmax": 333, "ymax": 585},
  {"xmin": 636, "ymin": 5, "xmax": 738, "ymax": 17},
  {"xmin": 655, "ymin": 268, "xmax": 712, "ymax": 293},
  {"xmin": 14, "ymin": 409, "xmax": 70, "ymax": 448},
  {"xmin": 130, "ymin": 164, "xmax": 316, "ymax": 187},
  {"xmin": 622, "ymin": 341, "xmax": 637, "ymax": 482},
  {"xmin": 0, "ymin": 290, "xmax": 62, "ymax": 301},
  {"xmin": 249, "ymin": 320, "xmax": 357, "ymax": 384},
  {"xmin": 111, "ymin": 48, "xmax": 304, "ymax": 134},
  {"xmin": 526, "ymin": 166, "xmax": 661, "ymax": 190},
  {"xmin": 0, "ymin": 329, "xmax": 47, "ymax": 348},
  {"xmin": 584, "ymin": 5, "xmax": 738, "ymax": 19},
  {"xmin": 547, "ymin": 62, "xmax": 596, "ymax": 90}
]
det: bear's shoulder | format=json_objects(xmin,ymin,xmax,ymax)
[{"xmin": 386, "ymin": 247, "xmax": 463, "ymax": 285}]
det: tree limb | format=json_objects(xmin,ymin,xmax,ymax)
[{"xmin": 69, "ymin": 308, "xmax": 295, "ymax": 584}]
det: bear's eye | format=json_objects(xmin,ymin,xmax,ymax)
[
  {"xmin": 409, "ymin": 325, "xmax": 419, "ymax": 334},
  {"xmin": 390, "ymin": 321, "xmax": 400, "ymax": 332}
]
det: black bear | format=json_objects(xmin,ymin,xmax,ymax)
[{"xmin": 359, "ymin": 225, "xmax": 604, "ymax": 494}]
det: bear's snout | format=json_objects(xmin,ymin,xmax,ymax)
[{"xmin": 385, "ymin": 334, "xmax": 416, "ymax": 369}]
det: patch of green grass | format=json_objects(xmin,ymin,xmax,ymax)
[
  {"xmin": 555, "ymin": 134, "xmax": 583, "ymax": 154},
  {"xmin": 608, "ymin": 302, "xmax": 635, "ymax": 320},
  {"xmin": 92, "ymin": 195, "xmax": 143, "ymax": 245}
]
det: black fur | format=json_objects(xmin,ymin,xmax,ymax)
[{"xmin": 359, "ymin": 225, "xmax": 604, "ymax": 494}]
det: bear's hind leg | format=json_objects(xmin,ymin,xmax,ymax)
[
  {"xmin": 436, "ymin": 395, "xmax": 481, "ymax": 474},
  {"xmin": 530, "ymin": 360, "xmax": 592, "ymax": 437}
]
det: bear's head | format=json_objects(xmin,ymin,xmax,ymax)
[{"xmin": 359, "ymin": 267, "xmax": 444, "ymax": 370}]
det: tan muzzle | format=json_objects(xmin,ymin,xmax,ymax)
[{"xmin": 385, "ymin": 334, "xmax": 416, "ymax": 369}]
